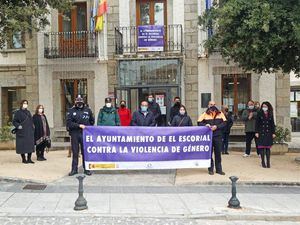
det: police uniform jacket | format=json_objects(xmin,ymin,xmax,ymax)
[{"xmin": 66, "ymin": 106, "xmax": 95, "ymax": 134}]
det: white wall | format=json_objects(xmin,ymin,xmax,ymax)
[
  {"xmin": 258, "ymin": 72, "xmax": 276, "ymax": 118},
  {"xmin": 0, "ymin": 51, "xmax": 26, "ymax": 65}
]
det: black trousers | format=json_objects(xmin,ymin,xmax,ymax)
[
  {"xmin": 245, "ymin": 132, "xmax": 258, "ymax": 155},
  {"xmin": 36, "ymin": 142, "xmax": 46, "ymax": 158},
  {"xmin": 209, "ymin": 136, "xmax": 223, "ymax": 172},
  {"xmin": 71, "ymin": 132, "xmax": 86, "ymax": 172}
]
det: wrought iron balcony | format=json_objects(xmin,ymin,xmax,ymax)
[
  {"xmin": 44, "ymin": 31, "xmax": 98, "ymax": 58},
  {"xmin": 115, "ymin": 24, "xmax": 183, "ymax": 55}
]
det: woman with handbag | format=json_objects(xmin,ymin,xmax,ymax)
[
  {"xmin": 171, "ymin": 105, "xmax": 193, "ymax": 127},
  {"xmin": 12, "ymin": 100, "xmax": 35, "ymax": 164},
  {"xmin": 33, "ymin": 105, "xmax": 51, "ymax": 161}
]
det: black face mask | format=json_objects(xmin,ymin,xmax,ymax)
[
  {"xmin": 76, "ymin": 102, "xmax": 84, "ymax": 108},
  {"xmin": 120, "ymin": 104, "xmax": 125, "ymax": 108},
  {"xmin": 175, "ymin": 102, "xmax": 181, "ymax": 106},
  {"xmin": 209, "ymin": 106, "xmax": 218, "ymax": 112}
]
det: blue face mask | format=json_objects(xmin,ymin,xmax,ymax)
[{"xmin": 141, "ymin": 106, "xmax": 148, "ymax": 112}]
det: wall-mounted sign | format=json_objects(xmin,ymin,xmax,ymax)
[{"xmin": 138, "ymin": 25, "xmax": 164, "ymax": 52}]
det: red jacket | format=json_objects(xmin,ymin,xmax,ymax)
[{"xmin": 118, "ymin": 107, "xmax": 132, "ymax": 126}]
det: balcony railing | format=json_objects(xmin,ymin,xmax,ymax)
[
  {"xmin": 115, "ymin": 24, "xmax": 183, "ymax": 55},
  {"xmin": 44, "ymin": 31, "xmax": 98, "ymax": 58}
]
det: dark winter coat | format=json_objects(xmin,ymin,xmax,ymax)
[
  {"xmin": 131, "ymin": 110, "xmax": 156, "ymax": 127},
  {"xmin": 223, "ymin": 112, "xmax": 233, "ymax": 134},
  {"xmin": 66, "ymin": 106, "xmax": 95, "ymax": 134},
  {"xmin": 197, "ymin": 109, "xmax": 227, "ymax": 137},
  {"xmin": 148, "ymin": 101, "xmax": 161, "ymax": 125},
  {"xmin": 171, "ymin": 113, "xmax": 193, "ymax": 127},
  {"xmin": 255, "ymin": 111, "xmax": 276, "ymax": 147},
  {"xmin": 97, "ymin": 106, "xmax": 120, "ymax": 126},
  {"xmin": 32, "ymin": 114, "xmax": 50, "ymax": 146},
  {"xmin": 12, "ymin": 109, "xmax": 35, "ymax": 154},
  {"xmin": 170, "ymin": 104, "xmax": 180, "ymax": 123}
]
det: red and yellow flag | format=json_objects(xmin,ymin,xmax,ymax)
[{"xmin": 95, "ymin": 0, "xmax": 107, "ymax": 31}]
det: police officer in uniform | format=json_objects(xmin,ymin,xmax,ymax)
[{"xmin": 67, "ymin": 95, "xmax": 95, "ymax": 176}]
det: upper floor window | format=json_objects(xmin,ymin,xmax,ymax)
[
  {"xmin": 136, "ymin": 0, "xmax": 167, "ymax": 26},
  {"xmin": 6, "ymin": 32, "xmax": 25, "ymax": 49},
  {"xmin": 59, "ymin": 2, "xmax": 87, "ymax": 32}
]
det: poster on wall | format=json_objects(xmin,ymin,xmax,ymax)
[{"xmin": 138, "ymin": 25, "xmax": 164, "ymax": 52}]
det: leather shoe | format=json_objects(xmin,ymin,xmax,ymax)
[
  {"xmin": 84, "ymin": 170, "xmax": 92, "ymax": 176},
  {"xmin": 208, "ymin": 171, "xmax": 214, "ymax": 175},
  {"xmin": 27, "ymin": 159, "xmax": 35, "ymax": 164},
  {"xmin": 68, "ymin": 170, "xmax": 78, "ymax": 176},
  {"xmin": 216, "ymin": 171, "xmax": 225, "ymax": 175}
]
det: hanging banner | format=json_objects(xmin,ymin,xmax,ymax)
[
  {"xmin": 83, "ymin": 126, "xmax": 212, "ymax": 170},
  {"xmin": 137, "ymin": 25, "xmax": 164, "ymax": 52}
]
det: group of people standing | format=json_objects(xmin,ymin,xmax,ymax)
[
  {"xmin": 242, "ymin": 100, "xmax": 276, "ymax": 168},
  {"xmin": 12, "ymin": 94, "xmax": 276, "ymax": 177},
  {"xmin": 12, "ymin": 100, "xmax": 50, "ymax": 164}
]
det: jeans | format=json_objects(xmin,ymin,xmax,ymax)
[
  {"xmin": 245, "ymin": 132, "xmax": 258, "ymax": 155},
  {"xmin": 222, "ymin": 132, "xmax": 230, "ymax": 153}
]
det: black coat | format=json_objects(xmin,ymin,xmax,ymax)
[
  {"xmin": 255, "ymin": 111, "xmax": 275, "ymax": 146},
  {"xmin": 148, "ymin": 102, "xmax": 161, "ymax": 124},
  {"xmin": 32, "ymin": 114, "xmax": 50, "ymax": 146},
  {"xmin": 223, "ymin": 112, "xmax": 233, "ymax": 134},
  {"xmin": 12, "ymin": 109, "xmax": 34, "ymax": 154},
  {"xmin": 171, "ymin": 114, "xmax": 193, "ymax": 126},
  {"xmin": 170, "ymin": 104, "xmax": 180, "ymax": 123},
  {"xmin": 131, "ymin": 110, "xmax": 156, "ymax": 126}
]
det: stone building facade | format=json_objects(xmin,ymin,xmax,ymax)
[{"xmin": 0, "ymin": 0, "xmax": 291, "ymax": 139}]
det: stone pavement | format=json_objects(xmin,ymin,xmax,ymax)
[
  {"xmin": 0, "ymin": 177, "xmax": 300, "ymax": 224},
  {"xmin": 0, "ymin": 150, "xmax": 299, "ymax": 184}
]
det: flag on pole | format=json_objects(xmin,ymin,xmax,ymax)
[{"xmin": 95, "ymin": 0, "xmax": 107, "ymax": 31}]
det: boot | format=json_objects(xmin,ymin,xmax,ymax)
[
  {"xmin": 21, "ymin": 154, "xmax": 27, "ymax": 164},
  {"xmin": 36, "ymin": 150, "xmax": 43, "ymax": 161},
  {"xmin": 41, "ymin": 149, "xmax": 47, "ymax": 161},
  {"xmin": 27, "ymin": 153, "xmax": 35, "ymax": 164},
  {"xmin": 266, "ymin": 148, "xmax": 271, "ymax": 168},
  {"xmin": 260, "ymin": 149, "xmax": 266, "ymax": 168}
]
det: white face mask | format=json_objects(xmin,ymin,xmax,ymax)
[
  {"xmin": 179, "ymin": 110, "xmax": 185, "ymax": 115},
  {"xmin": 22, "ymin": 104, "xmax": 28, "ymax": 109},
  {"xmin": 248, "ymin": 105, "xmax": 254, "ymax": 110},
  {"xmin": 262, "ymin": 107, "xmax": 268, "ymax": 112},
  {"xmin": 106, "ymin": 103, "xmax": 112, "ymax": 108},
  {"xmin": 38, "ymin": 108, "xmax": 43, "ymax": 114}
]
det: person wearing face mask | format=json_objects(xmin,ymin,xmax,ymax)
[
  {"xmin": 12, "ymin": 100, "xmax": 35, "ymax": 164},
  {"xmin": 171, "ymin": 105, "xmax": 193, "ymax": 127},
  {"xmin": 33, "ymin": 105, "xmax": 50, "ymax": 161},
  {"xmin": 97, "ymin": 97, "xmax": 120, "ymax": 126},
  {"xmin": 117, "ymin": 100, "xmax": 132, "ymax": 126},
  {"xmin": 242, "ymin": 100, "xmax": 259, "ymax": 157},
  {"xmin": 198, "ymin": 101, "xmax": 227, "ymax": 175},
  {"xmin": 67, "ymin": 95, "xmax": 95, "ymax": 176},
  {"xmin": 221, "ymin": 105, "xmax": 233, "ymax": 154},
  {"xmin": 147, "ymin": 94, "xmax": 162, "ymax": 126},
  {"xmin": 169, "ymin": 97, "xmax": 181, "ymax": 124},
  {"xmin": 254, "ymin": 101, "xmax": 260, "ymax": 111},
  {"xmin": 131, "ymin": 101, "xmax": 156, "ymax": 126},
  {"xmin": 255, "ymin": 101, "xmax": 276, "ymax": 168}
]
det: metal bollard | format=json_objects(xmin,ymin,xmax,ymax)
[
  {"xmin": 74, "ymin": 175, "xmax": 88, "ymax": 211},
  {"xmin": 228, "ymin": 176, "xmax": 241, "ymax": 209}
]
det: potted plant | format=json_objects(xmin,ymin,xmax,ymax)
[
  {"xmin": 0, "ymin": 123, "xmax": 15, "ymax": 150},
  {"xmin": 272, "ymin": 126, "xmax": 290, "ymax": 155}
]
